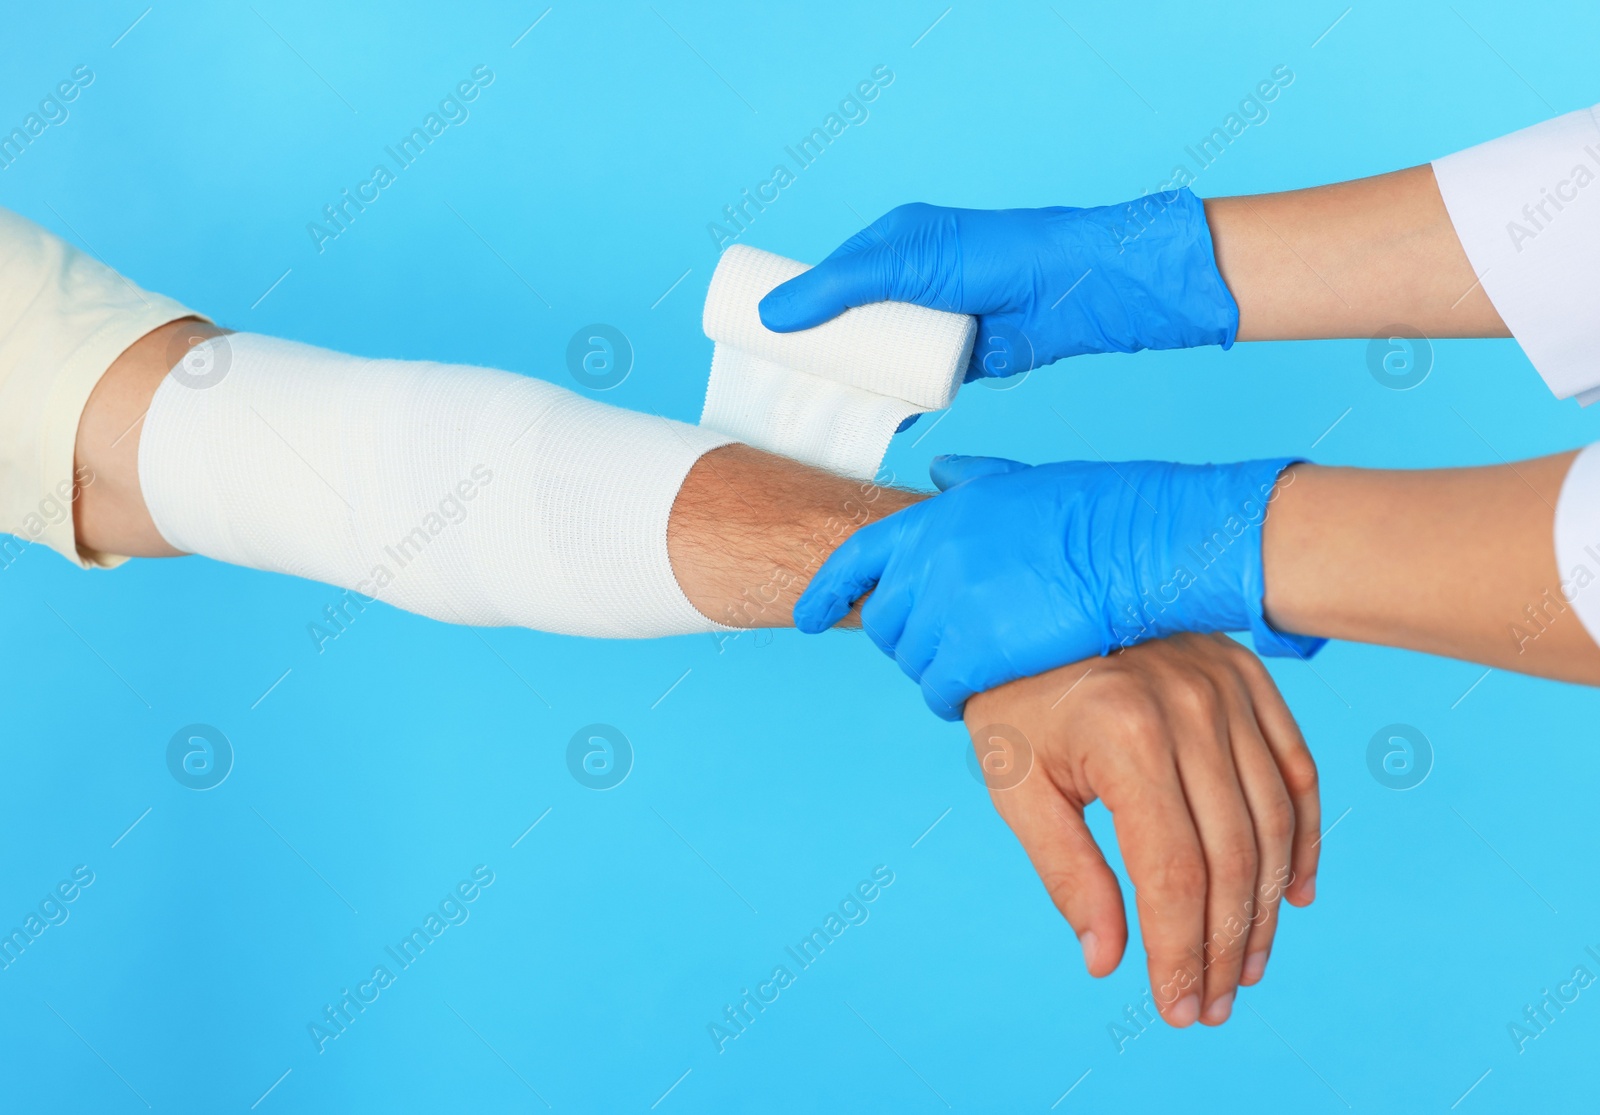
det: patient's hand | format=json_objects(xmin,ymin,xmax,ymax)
[{"xmin": 963, "ymin": 632, "xmax": 1318, "ymax": 1028}]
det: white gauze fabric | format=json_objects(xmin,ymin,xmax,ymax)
[
  {"xmin": 138, "ymin": 334, "xmax": 734, "ymax": 638},
  {"xmin": 699, "ymin": 244, "xmax": 977, "ymax": 479}
]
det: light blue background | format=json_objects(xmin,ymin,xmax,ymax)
[{"xmin": 3, "ymin": 1, "xmax": 1599, "ymax": 1110}]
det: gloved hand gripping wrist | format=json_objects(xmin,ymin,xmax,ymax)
[{"xmin": 792, "ymin": 454, "xmax": 1323, "ymax": 719}]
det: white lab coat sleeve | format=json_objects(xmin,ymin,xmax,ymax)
[
  {"xmin": 1432, "ymin": 104, "xmax": 1600, "ymax": 403},
  {"xmin": 1552, "ymin": 441, "xmax": 1600, "ymax": 649}
]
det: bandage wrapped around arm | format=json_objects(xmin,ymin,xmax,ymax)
[{"xmin": 137, "ymin": 334, "xmax": 734, "ymax": 638}]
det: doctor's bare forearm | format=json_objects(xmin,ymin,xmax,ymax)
[
  {"xmin": 1206, "ymin": 165, "xmax": 1509, "ymax": 341},
  {"xmin": 1262, "ymin": 454, "xmax": 1600, "ymax": 682}
]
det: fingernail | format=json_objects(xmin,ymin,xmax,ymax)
[
  {"xmin": 1202, "ymin": 990, "xmax": 1235, "ymax": 1025},
  {"xmin": 1167, "ymin": 994, "xmax": 1200, "ymax": 1028},
  {"xmin": 1241, "ymin": 951, "xmax": 1268, "ymax": 985},
  {"xmin": 1303, "ymin": 875, "xmax": 1317, "ymax": 902},
  {"xmin": 1077, "ymin": 930, "xmax": 1098, "ymax": 973}
]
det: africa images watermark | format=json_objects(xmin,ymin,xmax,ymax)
[
  {"xmin": 306, "ymin": 65, "xmax": 495, "ymax": 253},
  {"xmin": 0, "ymin": 464, "xmax": 96, "ymax": 575},
  {"xmin": 1506, "ymin": 943, "xmax": 1600, "ymax": 1054},
  {"xmin": 1366, "ymin": 723, "xmax": 1432, "ymax": 791},
  {"xmin": 1504, "ymin": 146, "xmax": 1600, "ymax": 253},
  {"xmin": 706, "ymin": 65, "xmax": 895, "ymax": 252},
  {"xmin": 1115, "ymin": 64, "xmax": 1295, "ymax": 252},
  {"xmin": 711, "ymin": 467, "xmax": 898, "ymax": 652},
  {"xmin": 706, "ymin": 865, "xmax": 895, "ymax": 1053},
  {"xmin": 308, "ymin": 465, "xmax": 493, "ymax": 653},
  {"xmin": 307, "ymin": 865, "xmax": 496, "ymax": 1053},
  {"xmin": 1510, "ymin": 531, "xmax": 1600, "ymax": 657},
  {"xmin": 0, "ymin": 865, "xmax": 96, "ymax": 973},
  {"xmin": 0, "ymin": 64, "xmax": 94, "ymax": 172},
  {"xmin": 1107, "ymin": 465, "xmax": 1298, "ymax": 650},
  {"xmin": 1108, "ymin": 865, "xmax": 1294, "ymax": 1053}
]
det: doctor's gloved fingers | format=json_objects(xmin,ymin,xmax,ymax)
[
  {"xmin": 1226, "ymin": 641, "xmax": 1321, "ymax": 907},
  {"xmin": 919, "ymin": 674, "xmax": 970, "ymax": 722},
  {"xmin": 758, "ymin": 245, "xmax": 907, "ymax": 332},
  {"xmin": 793, "ymin": 520, "xmax": 900, "ymax": 636},
  {"xmin": 855, "ymin": 569, "xmax": 918, "ymax": 664},
  {"xmin": 916, "ymin": 646, "xmax": 996, "ymax": 722},
  {"xmin": 987, "ymin": 779, "xmax": 1128, "ymax": 978},
  {"xmin": 929, "ymin": 454, "xmax": 1030, "ymax": 492},
  {"xmin": 876, "ymin": 596, "xmax": 938, "ymax": 691},
  {"xmin": 915, "ymin": 652, "xmax": 979, "ymax": 722},
  {"xmin": 966, "ymin": 315, "xmax": 1039, "ymax": 380}
]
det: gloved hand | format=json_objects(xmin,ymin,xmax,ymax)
[
  {"xmin": 792, "ymin": 454, "xmax": 1324, "ymax": 720},
  {"xmin": 757, "ymin": 189, "xmax": 1240, "ymax": 382}
]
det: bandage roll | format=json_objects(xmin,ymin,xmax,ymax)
[{"xmin": 699, "ymin": 244, "xmax": 976, "ymax": 478}]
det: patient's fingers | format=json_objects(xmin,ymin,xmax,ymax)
[
  {"xmin": 1217, "ymin": 680, "xmax": 1295, "ymax": 994},
  {"xmin": 1228, "ymin": 643, "xmax": 1320, "ymax": 909},
  {"xmin": 793, "ymin": 519, "xmax": 899, "ymax": 636},
  {"xmin": 987, "ymin": 773, "xmax": 1127, "ymax": 978},
  {"xmin": 964, "ymin": 636, "xmax": 1309, "ymax": 1030},
  {"xmin": 1165, "ymin": 678, "xmax": 1256, "ymax": 1027},
  {"xmin": 1097, "ymin": 721, "xmax": 1209, "ymax": 1029}
]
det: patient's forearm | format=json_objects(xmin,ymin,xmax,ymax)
[
  {"xmin": 1263, "ymin": 455, "xmax": 1600, "ymax": 682},
  {"xmin": 666, "ymin": 444, "xmax": 919, "ymax": 628},
  {"xmin": 75, "ymin": 321, "xmax": 915, "ymax": 632},
  {"xmin": 1206, "ymin": 165, "xmax": 1508, "ymax": 341}
]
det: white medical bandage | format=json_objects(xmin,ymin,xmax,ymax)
[
  {"xmin": 137, "ymin": 334, "xmax": 734, "ymax": 638},
  {"xmin": 699, "ymin": 245, "xmax": 976, "ymax": 479}
]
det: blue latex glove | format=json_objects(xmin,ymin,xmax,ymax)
[
  {"xmin": 758, "ymin": 189, "xmax": 1240, "ymax": 383},
  {"xmin": 793, "ymin": 454, "xmax": 1324, "ymax": 720}
]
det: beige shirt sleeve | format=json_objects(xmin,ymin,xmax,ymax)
[{"xmin": 0, "ymin": 206, "xmax": 205, "ymax": 568}]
